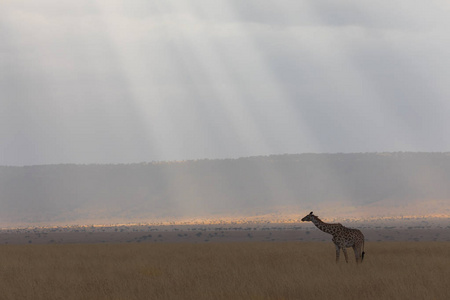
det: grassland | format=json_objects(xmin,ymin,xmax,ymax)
[{"xmin": 0, "ymin": 241, "xmax": 448, "ymax": 300}]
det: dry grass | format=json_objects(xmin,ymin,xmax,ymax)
[{"xmin": 0, "ymin": 241, "xmax": 448, "ymax": 300}]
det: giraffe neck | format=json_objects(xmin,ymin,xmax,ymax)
[{"xmin": 311, "ymin": 217, "xmax": 336, "ymax": 235}]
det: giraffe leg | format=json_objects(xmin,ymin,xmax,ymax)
[
  {"xmin": 342, "ymin": 247, "xmax": 349, "ymax": 263},
  {"xmin": 353, "ymin": 246, "xmax": 360, "ymax": 264},
  {"xmin": 335, "ymin": 244, "xmax": 340, "ymax": 263}
]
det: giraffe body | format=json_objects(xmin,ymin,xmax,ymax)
[{"xmin": 301, "ymin": 212, "xmax": 365, "ymax": 263}]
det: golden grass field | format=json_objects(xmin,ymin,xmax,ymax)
[{"xmin": 0, "ymin": 241, "xmax": 448, "ymax": 300}]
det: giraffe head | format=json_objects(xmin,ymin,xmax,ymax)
[{"xmin": 301, "ymin": 211, "xmax": 316, "ymax": 222}]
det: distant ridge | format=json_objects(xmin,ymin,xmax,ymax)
[{"xmin": 1, "ymin": 152, "xmax": 449, "ymax": 227}]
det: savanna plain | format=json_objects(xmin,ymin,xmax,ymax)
[{"xmin": 0, "ymin": 241, "xmax": 448, "ymax": 300}]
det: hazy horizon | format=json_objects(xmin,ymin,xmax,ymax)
[
  {"xmin": 2, "ymin": 1, "xmax": 450, "ymax": 166},
  {"xmin": 4, "ymin": 150, "xmax": 450, "ymax": 167},
  {"xmin": 1, "ymin": 153, "xmax": 449, "ymax": 228}
]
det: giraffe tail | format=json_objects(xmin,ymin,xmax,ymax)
[{"xmin": 361, "ymin": 239, "xmax": 365, "ymax": 262}]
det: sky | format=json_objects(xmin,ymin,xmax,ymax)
[{"xmin": 1, "ymin": 0, "xmax": 450, "ymax": 166}]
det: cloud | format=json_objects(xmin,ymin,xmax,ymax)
[{"xmin": 1, "ymin": 1, "xmax": 450, "ymax": 165}]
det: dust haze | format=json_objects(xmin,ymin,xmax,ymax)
[{"xmin": 1, "ymin": 153, "xmax": 449, "ymax": 229}]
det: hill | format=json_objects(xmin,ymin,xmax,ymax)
[{"xmin": 1, "ymin": 153, "xmax": 449, "ymax": 227}]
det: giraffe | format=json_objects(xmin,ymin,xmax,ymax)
[{"xmin": 301, "ymin": 212, "xmax": 365, "ymax": 263}]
